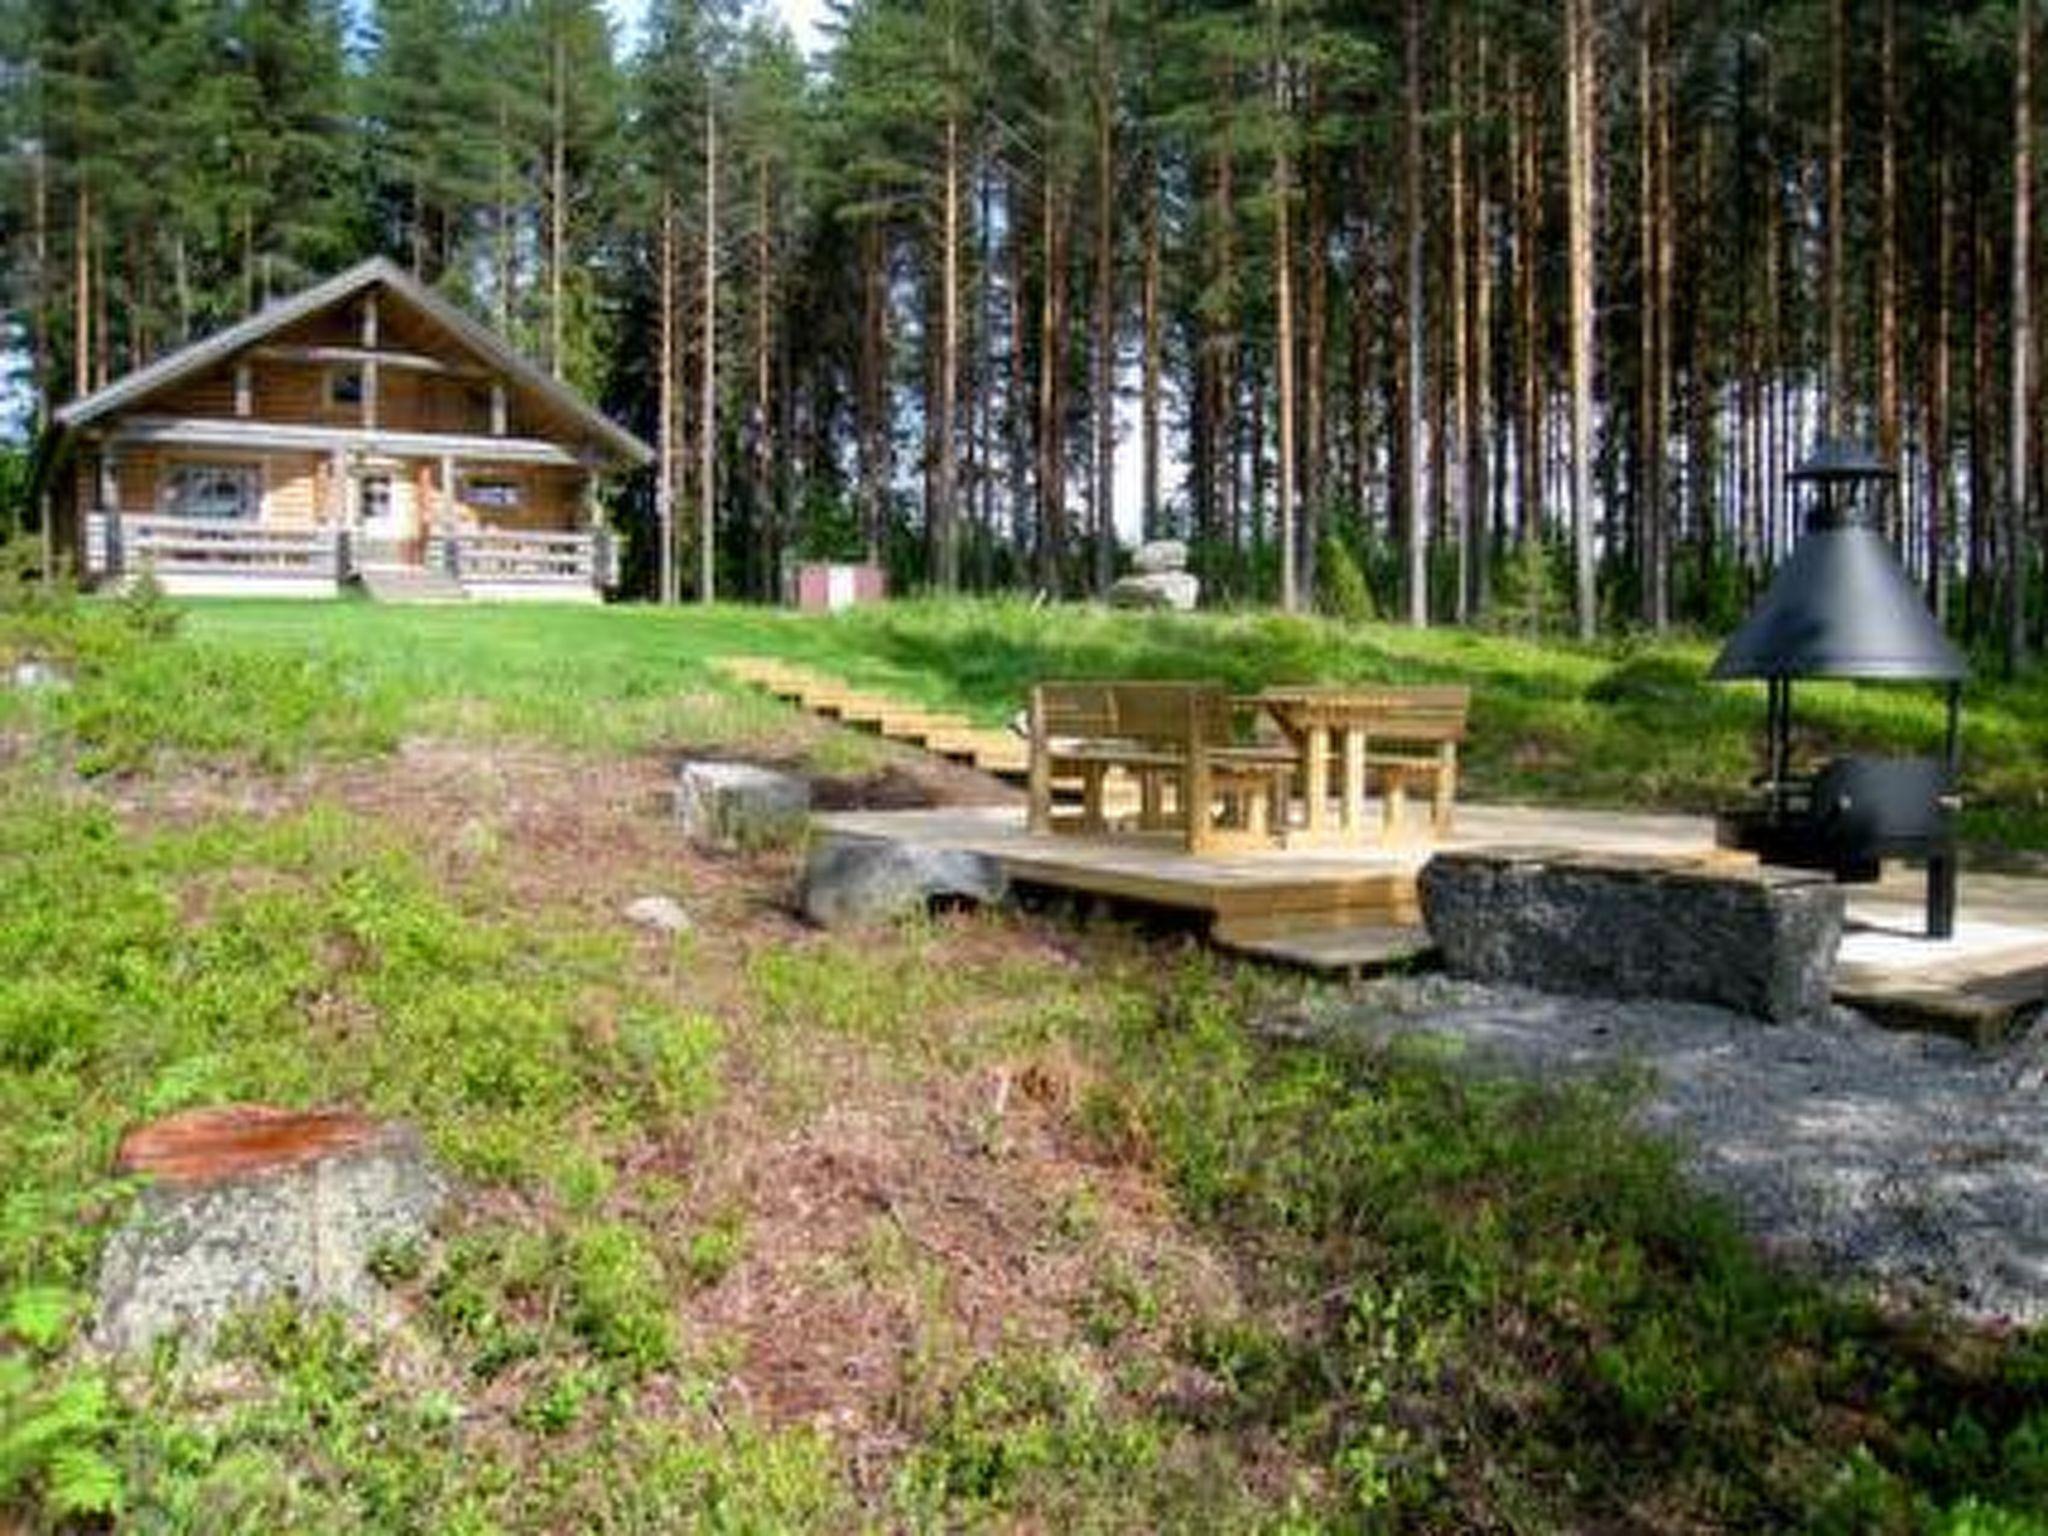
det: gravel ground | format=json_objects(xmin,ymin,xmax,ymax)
[{"xmin": 1323, "ymin": 977, "xmax": 2048, "ymax": 1326}]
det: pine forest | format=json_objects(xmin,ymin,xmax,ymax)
[{"xmin": 3, "ymin": 0, "xmax": 2046, "ymax": 657}]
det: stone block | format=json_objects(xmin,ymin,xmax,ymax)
[
  {"xmin": 623, "ymin": 894, "xmax": 692, "ymax": 935},
  {"xmin": 1418, "ymin": 849, "xmax": 1844, "ymax": 1022},
  {"xmin": 675, "ymin": 760, "xmax": 811, "ymax": 850},
  {"xmin": 7, "ymin": 659, "xmax": 71, "ymax": 691},
  {"xmin": 1108, "ymin": 572, "xmax": 1201, "ymax": 612},
  {"xmin": 1132, "ymin": 539, "xmax": 1190, "ymax": 575},
  {"xmin": 798, "ymin": 833, "xmax": 1008, "ymax": 927}
]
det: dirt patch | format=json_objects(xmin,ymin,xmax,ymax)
[
  {"xmin": 676, "ymin": 1042, "xmax": 1245, "ymax": 1492},
  {"xmin": 95, "ymin": 733, "xmax": 1272, "ymax": 1501}
]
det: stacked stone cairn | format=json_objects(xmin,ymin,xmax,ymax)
[{"xmin": 1109, "ymin": 540, "xmax": 1200, "ymax": 612}]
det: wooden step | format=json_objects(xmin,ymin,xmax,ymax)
[
  {"xmin": 933, "ymin": 741, "xmax": 1032, "ymax": 774},
  {"xmin": 358, "ymin": 566, "xmax": 467, "ymax": 604},
  {"xmin": 875, "ymin": 714, "xmax": 977, "ymax": 741},
  {"xmin": 1212, "ymin": 922, "xmax": 1436, "ymax": 976}
]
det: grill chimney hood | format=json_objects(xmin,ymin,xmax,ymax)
[{"xmin": 1709, "ymin": 441, "xmax": 1967, "ymax": 683}]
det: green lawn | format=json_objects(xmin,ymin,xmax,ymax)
[{"xmin": 3, "ymin": 591, "xmax": 2048, "ymax": 1531}]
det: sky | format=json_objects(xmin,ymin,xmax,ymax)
[{"xmin": 602, "ymin": 0, "xmax": 834, "ymax": 57}]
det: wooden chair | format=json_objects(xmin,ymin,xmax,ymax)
[{"xmin": 1026, "ymin": 681, "xmax": 1293, "ymax": 853}]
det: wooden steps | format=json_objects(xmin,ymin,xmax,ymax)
[
  {"xmin": 357, "ymin": 566, "xmax": 468, "ymax": 604},
  {"xmin": 713, "ymin": 656, "xmax": 1030, "ymax": 780}
]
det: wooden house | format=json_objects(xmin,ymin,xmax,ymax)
[{"xmin": 31, "ymin": 257, "xmax": 654, "ymax": 601}]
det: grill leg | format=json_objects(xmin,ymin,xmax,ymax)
[{"xmin": 1927, "ymin": 855, "xmax": 1957, "ymax": 940}]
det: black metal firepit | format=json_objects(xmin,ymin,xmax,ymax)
[{"xmin": 1710, "ymin": 440, "xmax": 1968, "ymax": 939}]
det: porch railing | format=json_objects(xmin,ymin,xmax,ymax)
[
  {"xmin": 430, "ymin": 528, "xmax": 606, "ymax": 588},
  {"xmin": 86, "ymin": 512, "xmax": 346, "ymax": 582},
  {"xmin": 85, "ymin": 514, "xmax": 614, "ymax": 594}
]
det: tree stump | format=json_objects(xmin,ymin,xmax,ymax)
[{"xmin": 94, "ymin": 1105, "xmax": 448, "ymax": 1354}]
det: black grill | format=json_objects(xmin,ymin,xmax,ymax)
[
  {"xmin": 1718, "ymin": 756, "xmax": 1959, "ymax": 936},
  {"xmin": 1710, "ymin": 440, "xmax": 1967, "ymax": 940}
]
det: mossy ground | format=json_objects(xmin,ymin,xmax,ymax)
[{"xmin": 2, "ymin": 592, "xmax": 2046, "ymax": 1531}]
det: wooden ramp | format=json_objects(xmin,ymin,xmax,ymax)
[
  {"xmin": 815, "ymin": 803, "xmax": 2048, "ymax": 1033},
  {"xmin": 714, "ymin": 656, "xmax": 1028, "ymax": 778}
]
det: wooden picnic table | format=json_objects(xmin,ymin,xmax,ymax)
[{"xmin": 1249, "ymin": 685, "xmax": 1471, "ymax": 843}]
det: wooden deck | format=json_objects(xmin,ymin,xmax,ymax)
[
  {"xmin": 815, "ymin": 802, "xmax": 1731, "ymax": 947},
  {"xmin": 815, "ymin": 802, "xmax": 2048, "ymax": 1040},
  {"xmin": 1835, "ymin": 871, "xmax": 2048, "ymax": 1042}
]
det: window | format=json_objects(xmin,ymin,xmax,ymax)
[
  {"xmin": 161, "ymin": 464, "xmax": 260, "ymax": 521},
  {"xmin": 359, "ymin": 474, "xmax": 393, "ymax": 524},
  {"xmin": 328, "ymin": 367, "xmax": 364, "ymax": 407},
  {"xmin": 462, "ymin": 476, "xmax": 523, "ymax": 510}
]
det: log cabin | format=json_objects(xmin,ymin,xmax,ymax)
[{"xmin": 30, "ymin": 257, "xmax": 654, "ymax": 601}]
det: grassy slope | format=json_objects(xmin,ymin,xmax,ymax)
[
  {"xmin": 2, "ymin": 594, "xmax": 2047, "ymax": 1531},
  {"xmin": 168, "ymin": 596, "xmax": 2048, "ymax": 848}
]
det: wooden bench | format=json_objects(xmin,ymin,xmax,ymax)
[
  {"xmin": 1026, "ymin": 681, "xmax": 1296, "ymax": 853},
  {"xmin": 1358, "ymin": 687, "xmax": 1470, "ymax": 838}
]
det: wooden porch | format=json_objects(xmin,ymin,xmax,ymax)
[{"xmin": 83, "ymin": 512, "xmax": 614, "ymax": 601}]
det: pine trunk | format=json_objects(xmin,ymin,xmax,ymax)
[
  {"xmin": 756, "ymin": 162, "xmax": 776, "ymax": 601},
  {"xmin": 1142, "ymin": 143, "xmax": 1162, "ymax": 540},
  {"xmin": 1273, "ymin": 9, "xmax": 1298, "ymax": 612},
  {"xmin": 1093, "ymin": 1, "xmax": 1117, "ymax": 599},
  {"xmin": 1514, "ymin": 62, "xmax": 1542, "ymax": 549},
  {"xmin": 30, "ymin": 139, "xmax": 47, "ymax": 424},
  {"xmin": 1879, "ymin": 0, "xmax": 1903, "ymax": 522},
  {"xmin": 2010, "ymin": 1, "xmax": 2033, "ymax": 672},
  {"xmin": 1402, "ymin": 0, "xmax": 1428, "ymax": 625},
  {"xmin": 1929, "ymin": 146, "xmax": 1954, "ymax": 619},
  {"xmin": 1038, "ymin": 170, "xmax": 1068, "ymax": 590},
  {"xmin": 72, "ymin": 176, "xmax": 89, "ymax": 402},
  {"xmin": 1825, "ymin": 0, "xmax": 1846, "ymax": 430},
  {"xmin": 700, "ymin": 93, "xmax": 718, "ymax": 605},
  {"xmin": 1008, "ymin": 174, "xmax": 1031, "ymax": 552},
  {"xmin": 1472, "ymin": 27, "xmax": 1495, "ymax": 613},
  {"xmin": 937, "ymin": 102, "xmax": 962, "ymax": 591},
  {"xmin": 550, "ymin": 34, "xmax": 568, "ymax": 380},
  {"xmin": 1449, "ymin": 16, "xmax": 1471, "ymax": 623},
  {"xmin": 1302, "ymin": 78, "xmax": 1327, "ymax": 602},
  {"xmin": 1566, "ymin": 0, "xmax": 1599, "ymax": 638},
  {"xmin": 658, "ymin": 190, "xmax": 678, "ymax": 605}
]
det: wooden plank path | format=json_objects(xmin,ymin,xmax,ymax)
[
  {"xmin": 815, "ymin": 802, "xmax": 2048, "ymax": 1036},
  {"xmin": 713, "ymin": 656, "xmax": 1029, "ymax": 777}
]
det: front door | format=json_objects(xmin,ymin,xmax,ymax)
[{"xmin": 355, "ymin": 469, "xmax": 418, "ymax": 566}]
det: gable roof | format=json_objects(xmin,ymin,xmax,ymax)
[{"xmin": 52, "ymin": 256, "xmax": 653, "ymax": 468}]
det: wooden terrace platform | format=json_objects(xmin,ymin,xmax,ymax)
[
  {"xmin": 814, "ymin": 801, "xmax": 2048, "ymax": 1042},
  {"xmin": 816, "ymin": 801, "xmax": 1728, "ymax": 949}
]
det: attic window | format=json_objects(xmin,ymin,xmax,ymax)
[{"xmin": 328, "ymin": 367, "xmax": 364, "ymax": 407}]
